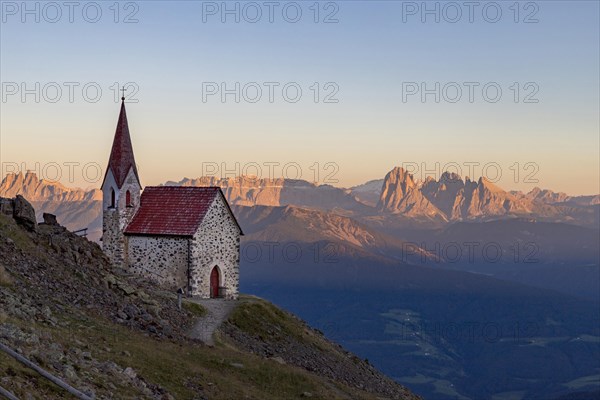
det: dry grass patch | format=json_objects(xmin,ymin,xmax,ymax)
[
  {"xmin": 182, "ymin": 300, "xmax": 207, "ymax": 317},
  {"xmin": 0, "ymin": 265, "xmax": 13, "ymax": 287}
]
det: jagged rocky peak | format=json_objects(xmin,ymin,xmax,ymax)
[
  {"xmin": 377, "ymin": 166, "xmax": 551, "ymax": 221},
  {"xmin": 440, "ymin": 171, "xmax": 463, "ymax": 184},
  {"xmin": 378, "ymin": 167, "xmax": 445, "ymax": 219},
  {"xmin": 381, "ymin": 167, "xmax": 417, "ymax": 194},
  {"xmin": 423, "ymin": 171, "xmax": 465, "ymax": 191},
  {"xmin": 476, "ymin": 176, "xmax": 505, "ymax": 193},
  {"xmin": 2, "ymin": 171, "xmax": 40, "ymax": 189},
  {"xmin": 378, "ymin": 167, "xmax": 412, "ymax": 209},
  {"xmin": 526, "ymin": 187, "xmax": 570, "ymax": 203}
]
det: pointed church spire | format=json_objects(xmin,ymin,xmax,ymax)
[{"xmin": 102, "ymin": 97, "xmax": 140, "ymax": 189}]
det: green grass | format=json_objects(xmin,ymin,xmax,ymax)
[
  {"xmin": 228, "ymin": 298, "xmax": 306, "ymax": 342},
  {"xmin": 182, "ymin": 301, "xmax": 207, "ymax": 317},
  {"xmin": 227, "ymin": 297, "xmax": 335, "ymax": 355}
]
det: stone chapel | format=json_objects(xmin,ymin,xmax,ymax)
[{"xmin": 101, "ymin": 97, "xmax": 242, "ymax": 299}]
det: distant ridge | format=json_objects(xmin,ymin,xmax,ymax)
[
  {"xmin": 377, "ymin": 167, "xmax": 600, "ymax": 225},
  {"xmin": 0, "ymin": 171, "xmax": 100, "ymax": 202},
  {"xmin": 1, "ymin": 169, "xmax": 598, "ymax": 243}
]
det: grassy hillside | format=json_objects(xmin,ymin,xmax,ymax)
[{"xmin": 0, "ymin": 211, "xmax": 419, "ymax": 400}]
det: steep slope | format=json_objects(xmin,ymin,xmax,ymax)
[
  {"xmin": 464, "ymin": 177, "xmax": 534, "ymax": 217},
  {"xmin": 233, "ymin": 204, "xmax": 436, "ymax": 264},
  {"xmin": 230, "ymin": 202, "xmax": 599, "ymax": 301},
  {"xmin": 0, "ymin": 200, "xmax": 419, "ymax": 400}
]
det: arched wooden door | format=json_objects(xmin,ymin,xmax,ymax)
[{"xmin": 210, "ymin": 267, "xmax": 219, "ymax": 298}]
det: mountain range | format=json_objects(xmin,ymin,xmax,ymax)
[
  {"xmin": 378, "ymin": 167, "xmax": 599, "ymax": 225},
  {"xmin": 3, "ymin": 168, "xmax": 598, "ymax": 234}
]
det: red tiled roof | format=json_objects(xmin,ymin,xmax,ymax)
[
  {"xmin": 124, "ymin": 186, "xmax": 241, "ymax": 237},
  {"xmin": 102, "ymin": 100, "xmax": 140, "ymax": 189}
]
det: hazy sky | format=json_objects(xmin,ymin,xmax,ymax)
[{"xmin": 1, "ymin": 1, "xmax": 598, "ymax": 195}]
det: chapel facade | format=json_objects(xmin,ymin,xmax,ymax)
[{"xmin": 101, "ymin": 98, "xmax": 242, "ymax": 299}]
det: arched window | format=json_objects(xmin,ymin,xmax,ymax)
[
  {"xmin": 126, "ymin": 190, "xmax": 132, "ymax": 207},
  {"xmin": 110, "ymin": 188, "xmax": 116, "ymax": 208}
]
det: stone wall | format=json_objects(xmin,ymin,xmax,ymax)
[
  {"xmin": 126, "ymin": 235, "xmax": 190, "ymax": 290},
  {"xmin": 101, "ymin": 168, "xmax": 140, "ymax": 267},
  {"xmin": 102, "ymin": 209, "xmax": 124, "ymax": 265},
  {"xmin": 189, "ymin": 193, "xmax": 241, "ymax": 299}
]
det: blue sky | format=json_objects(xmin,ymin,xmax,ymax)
[{"xmin": 1, "ymin": 1, "xmax": 598, "ymax": 194}]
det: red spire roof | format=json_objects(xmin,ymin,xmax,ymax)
[
  {"xmin": 102, "ymin": 99, "xmax": 140, "ymax": 189},
  {"xmin": 124, "ymin": 186, "xmax": 243, "ymax": 236}
]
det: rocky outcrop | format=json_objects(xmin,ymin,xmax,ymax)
[
  {"xmin": 0, "ymin": 172, "xmax": 102, "ymax": 240},
  {"xmin": 464, "ymin": 177, "xmax": 531, "ymax": 217},
  {"xmin": 13, "ymin": 195, "xmax": 38, "ymax": 232},
  {"xmin": 42, "ymin": 213, "xmax": 59, "ymax": 226},
  {"xmin": 0, "ymin": 195, "xmax": 38, "ymax": 232},
  {"xmin": 378, "ymin": 167, "xmax": 446, "ymax": 220},
  {"xmin": 421, "ymin": 172, "xmax": 466, "ymax": 219}
]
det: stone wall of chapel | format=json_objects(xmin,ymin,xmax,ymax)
[
  {"xmin": 126, "ymin": 235, "xmax": 189, "ymax": 290},
  {"xmin": 189, "ymin": 195, "xmax": 240, "ymax": 299}
]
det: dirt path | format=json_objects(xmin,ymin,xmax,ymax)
[{"xmin": 187, "ymin": 299, "xmax": 237, "ymax": 346}]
